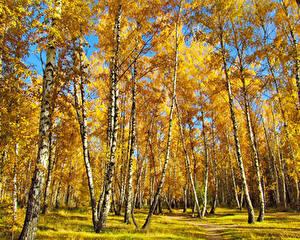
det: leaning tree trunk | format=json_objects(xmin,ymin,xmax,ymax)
[
  {"xmin": 231, "ymin": 14, "xmax": 264, "ymax": 220},
  {"xmin": 175, "ymin": 97, "xmax": 201, "ymax": 217},
  {"xmin": 244, "ymin": 96, "xmax": 265, "ymax": 221},
  {"xmin": 141, "ymin": 1, "xmax": 181, "ymax": 229},
  {"xmin": 240, "ymin": 68, "xmax": 265, "ymax": 221},
  {"xmin": 19, "ymin": 2, "xmax": 61, "ymax": 239},
  {"xmin": 229, "ymin": 147, "xmax": 240, "ymax": 209},
  {"xmin": 188, "ymin": 122, "xmax": 199, "ymax": 215},
  {"xmin": 219, "ymin": 23, "xmax": 255, "ymax": 224},
  {"xmin": 73, "ymin": 41, "xmax": 99, "ymax": 230}
]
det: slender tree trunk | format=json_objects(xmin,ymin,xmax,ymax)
[
  {"xmin": 0, "ymin": 28, "xmax": 3, "ymax": 174},
  {"xmin": 281, "ymin": 1, "xmax": 300, "ymax": 104},
  {"xmin": 116, "ymin": 98, "xmax": 126, "ymax": 215},
  {"xmin": 240, "ymin": 185, "xmax": 244, "ymax": 210},
  {"xmin": 65, "ymin": 163, "xmax": 74, "ymax": 207},
  {"xmin": 231, "ymin": 16, "xmax": 265, "ymax": 220},
  {"xmin": 124, "ymin": 48, "xmax": 138, "ymax": 224},
  {"xmin": 0, "ymin": 26, "xmax": 3, "ymax": 81},
  {"xmin": 132, "ymin": 112, "xmax": 155, "ymax": 223},
  {"xmin": 276, "ymin": 134, "xmax": 287, "ymax": 208},
  {"xmin": 19, "ymin": 2, "xmax": 61, "ymax": 238},
  {"xmin": 260, "ymin": 20, "xmax": 298, "ymax": 206},
  {"xmin": 0, "ymin": 25, "xmax": 4, "ymax": 179},
  {"xmin": 55, "ymin": 158, "xmax": 66, "ymax": 209},
  {"xmin": 149, "ymin": 164, "xmax": 153, "ymax": 206},
  {"xmin": 175, "ymin": 97, "xmax": 201, "ymax": 217},
  {"xmin": 12, "ymin": 143, "xmax": 18, "ymax": 239},
  {"xmin": 42, "ymin": 136, "xmax": 56, "ymax": 214},
  {"xmin": 188, "ymin": 123, "xmax": 198, "ymax": 214},
  {"xmin": 149, "ymin": 139, "xmax": 156, "ymax": 207},
  {"xmin": 210, "ymin": 123, "xmax": 218, "ymax": 214},
  {"xmin": 111, "ymin": 183, "xmax": 116, "ymax": 213},
  {"xmin": 141, "ymin": 2, "xmax": 181, "ymax": 229},
  {"xmin": 228, "ymin": 143, "xmax": 240, "ymax": 209},
  {"xmin": 65, "ymin": 184, "xmax": 71, "ymax": 207},
  {"xmin": 261, "ymin": 115, "xmax": 280, "ymax": 206},
  {"xmin": 242, "ymin": 82, "xmax": 265, "ymax": 221},
  {"xmin": 97, "ymin": 2, "xmax": 122, "ymax": 232},
  {"xmin": 201, "ymin": 110, "xmax": 209, "ymax": 218},
  {"xmin": 0, "ymin": 150, "xmax": 7, "ymax": 202},
  {"xmin": 165, "ymin": 195, "xmax": 172, "ymax": 212},
  {"xmin": 74, "ymin": 53, "xmax": 98, "ymax": 230},
  {"xmin": 183, "ymin": 183, "xmax": 188, "ymax": 213},
  {"xmin": 219, "ymin": 24, "xmax": 255, "ymax": 224},
  {"xmin": 21, "ymin": 155, "xmax": 32, "ymax": 206}
]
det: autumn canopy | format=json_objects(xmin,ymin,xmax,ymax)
[{"xmin": 0, "ymin": 0, "xmax": 299, "ymax": 239}]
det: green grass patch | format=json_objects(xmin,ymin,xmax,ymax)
[
  {"xmin": 188, "ymin": 208, "xmax": 300, "ymax": 239},
  {"xmin": 0, "ymin": 206, "xmax": 299, "ymax": 239}
]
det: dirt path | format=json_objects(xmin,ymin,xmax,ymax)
[{"xmin": 165, "ymin": 215, "xmax": 225, "ymax": 240}]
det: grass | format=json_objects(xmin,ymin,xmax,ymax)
[
  {"xmin": 0, "ymin": 205, "xmax": 299, "ymax": 239},
  {"xmin": 189, "ymin": 208, "xmax": 300, "ymax": 239}
]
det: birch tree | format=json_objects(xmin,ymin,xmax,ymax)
[{"xmin": 19, "ymin": 1, "xmax": 62, "ymax": 238}]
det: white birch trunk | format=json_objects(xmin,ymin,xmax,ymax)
[
  {"xmin": 219, "ymin": 23, "xmax": 255, "ymax": 223},
  {"xmin": 124, "ymin": 52, "xmax": 137, "ymax": 224},
  {"xmin": 201, "ymin": 111, "xmax": 209, "ymax": 218},
  {"xmin": 141, "ymin": 2, "xmax": 181, "ymax": 228},
  {"xmin": 175, "ymin": 97, "xmax": 201, "ymax": 217},
  {"xmin": 97, "ymin": 1, "xmax": 122, "ymax": 232},
  {"xmin": 19, "ymin": 2, "xmax": 61, "ymax": 238}
]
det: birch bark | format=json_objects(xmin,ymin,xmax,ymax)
[
  {"xmin": 97, "ymin": 1, "xmax": 122, "ymax": 232},
  {"xmin": 124, "ymin": 47, "xmax": 138, "ymax": 224},
  {"xmin": 219, "ymin": 21, "xmax": 255, "ymax": 224},
  {"xmin": 141, "ymin": 1, "xmax": 181, "ymax": 228},
  {"xmin": 175, "ymin": 97, "xmax": 201, "ymax": 217},
  {"xmin": 19, "ymin": 1, "xmax": 61, "ymax": 238},
  {"xmin": 201, "ymin": 110, "xmax": 209, "ymax": 218},
  {"xmin": 73, "ymin": 41, "xmax": 99, "ymax": 230}
]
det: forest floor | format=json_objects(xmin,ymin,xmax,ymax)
[{"xmin": 0, "ymin": 205, "xmax": 299, "ymax": 239}]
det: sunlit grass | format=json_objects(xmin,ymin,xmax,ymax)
[
  {"xmin": 0, "ymin": 205, "xmax": 299, "ymax": 239},
  {"xmin": 189, "ymin": 208, "xmax": 300, "ymax": 239}
]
